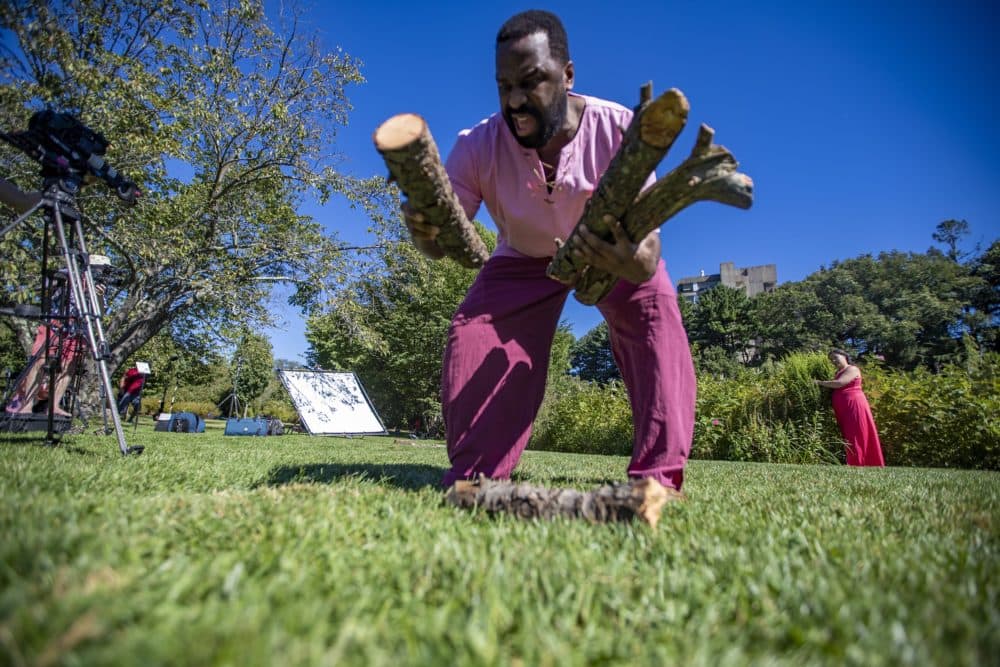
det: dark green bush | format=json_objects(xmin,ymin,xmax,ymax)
[
  {"xmin": 531, "ymin": 351, "xmax": 999, "ymax": 469},
  {"xmin": 865, "ymin": 354, "xmax": 1000, "ymax": 469},
  {"xmin": 694, "ymin": 352, "xmax": 843, "ymax": 463}
]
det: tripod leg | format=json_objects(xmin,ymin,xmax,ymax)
[
  {"xmin": 97, "ymin": 358, "xmax": 111, "ymax": 435},
  {"xmin": 51, "ymin": 201, "xmax": 140, "ymax": 455}
]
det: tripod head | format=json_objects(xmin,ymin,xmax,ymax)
[{"xmin": 1, "ymin": 110, "xmax": 140, "ymax": 205}]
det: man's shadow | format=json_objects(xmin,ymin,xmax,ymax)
[{"xmin": 259, "ymin": 463, "xmax": 446, "ymax": 492}]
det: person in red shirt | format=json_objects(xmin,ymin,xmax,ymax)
[{"xmin": 117, "ymin": 364, "xmax": 149, "ymax": 418}]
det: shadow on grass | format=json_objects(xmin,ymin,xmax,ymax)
[
  {"xmin": 260, "ymin": 463, "xmax": 446, "ymax": 491},
  {"xmin": 0, "ymin": 432, "xmax": 99, "ymax": 456}
]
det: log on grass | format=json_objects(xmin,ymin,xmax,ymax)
[
  {"xmin": 546, "ymin": 85, "xmax": 689, "ymax": 285},
  {"xmin": 445, "ymin": 475, "xmax": 683, "ymax": 529},
  {"xmin": 572, "ymin": 124, "xmax": 755, "ymax": 304},
  {"xmin": 374, "ymin": 113, "xmax": 489, "ymax": 268}
]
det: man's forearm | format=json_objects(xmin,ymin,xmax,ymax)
[{"xmin": 631, "ymin": 231, "xmax": 660, "ymax": 283}]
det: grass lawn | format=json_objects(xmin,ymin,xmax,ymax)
[{"xmin": 1, "ymin": 419, "xmax": 997, "ymax": 666}]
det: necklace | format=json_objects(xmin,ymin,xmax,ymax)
[{"xmin": 535, "ymin": 160, "xmax": 558, "ymax": 189}]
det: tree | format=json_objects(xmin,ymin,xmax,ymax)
[
  {"xmin": 968, "ymin": 239, "xmax": 1000, "ymax": 352},
  {"xmin": 754, "ymin": 282, "xmax": 838, "ymax": 359},
  {"xmin": 686, "ymin": 285, "xmax": 758, "ymax": 365},
  {"xmin": 307, "ymin": 218, "xmax": 496, "ymax": 431},
  {"xmin": 548, "ymin": 322, "xmax": 575, "ymax": 381},
  {"xmin": 570, "ymin": 322, "xmax": 621, "ymax": 384},
  {"xmin": 677, "ymin": 294, "xmax": 695, "ymax": 325},
  {"xmin": 0, "ymin": 320, "xmax": 25, "ymax": 377},
  {"xmin": 932, "ymin": 219, "xmax": 970, "ymax": 261},
  {"xmin": 824, "ymin": 251, "xmax": 981, "ymax": 368},
  {"xmin": 228, "ymin": 331, "xmax": 273, "ymax": 417},
  {"xmin": 0, "ymin": 0, "xmax": 385, "ymax": 413},
  {"xmin": 755, "ymin": 238, "xmax": 995, "ymax": 369}
]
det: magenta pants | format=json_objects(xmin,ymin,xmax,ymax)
[{"xmin": 441, "ymin": 255, "xmax": 695, "ymax": 490}]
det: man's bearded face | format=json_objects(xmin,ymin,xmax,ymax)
[
  {"xmin": 503, "ymin": 93, "xmax": 567, "ymax": 149},
  {"xmin": 496, "ymin": 31, "xmax": 572, "ymax": 150}
]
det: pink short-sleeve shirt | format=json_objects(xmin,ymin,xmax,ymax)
[{"xmin": 445, "ymin": 93, "xmax": 653, "ymax": 259}]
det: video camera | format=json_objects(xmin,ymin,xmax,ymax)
[
  {"xmin": 89, "ymin": 264, "xmax": 130, "ymax": 288},
  {"xmin": 0, "ymin": 109, "xmax": 140, "ymax": 204},
  {"xmin": 48, "ymin": 254, "xmax": 128, "ymax": 289}
]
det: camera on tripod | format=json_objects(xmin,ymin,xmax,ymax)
[
  {"xmin": 1, "ymin": 110, "xmax": 144, "ymax": 454},
  {"xmin": 1, "ymin": 109, "xmax": 140, "ymax": 204},
  {"xmin": 88, "ymin": 261, "xmax": 129, "ymax": 288}
]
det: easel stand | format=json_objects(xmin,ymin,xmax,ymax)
[{"xmin": 0, "ymin": 178, "xmax": 142, "ymax": 455}]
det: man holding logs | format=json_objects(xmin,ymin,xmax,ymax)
[{"xmin": 378, "ymin": 10, "xmax": 751, "ymax": 498}]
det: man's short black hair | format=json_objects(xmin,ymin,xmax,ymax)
[{"xmin": 496, "ymin": 10, "xmax": 570, "ymax": 64}]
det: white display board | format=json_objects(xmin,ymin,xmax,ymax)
[{"xmin": 278, "ymin": 370, "xmax": 386, "ymax": 435}]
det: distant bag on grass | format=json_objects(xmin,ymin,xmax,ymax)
[
  {"xmin": 154, "ymin": 412, "xmax": 205, "ymax": 433},
  {"xmin": 224, "ymin": 416, "xmax": 269, "ymax": 436},
  {"xmin": 267, "ymin": 418, "xmax": 285, "ymax": 436}
]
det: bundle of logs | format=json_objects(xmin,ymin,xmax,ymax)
[
  {"xmin": 444, "ymin": 475, "xmax": 683, "ymax": 528},
  {"xmin": 373, "ymin": 83, "xmax": 754, "ymax": 302}
]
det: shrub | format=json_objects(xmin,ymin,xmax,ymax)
[
  {"xmin": 693, "ymin": 352, "xmax": 844, "ymax": 464},
  {"xmin": 138, "ymin": 396, "xmax": 160, "ymax": 416},
  {"xmin": 258, "ymin": 400, "xmax": 299, "ymax": 425},
  {"xmin": 527, "ymin": 351, "xmax": 999, "ymax": 469},
  {"xmin": 529, "ymin": 377, "xmax": 633, "ymax": 456},
  {"xmin": 864, "ymin": 353, "xmax": 1000, "ymax": 469},
  {"xmin": 146, "ymin": 400, "xmax": 219, "ymax": 418}
]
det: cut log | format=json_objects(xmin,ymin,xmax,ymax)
[
  {"xmin": 571, "ymin": 124, "xmax": 754, "ymax": 304},
  {"xmin": 374, "ymin": 113, "xmax": 489, "ymax": 269},
  {"xmin": 546, "ymin": 87, "xmax": 689, "ymax": 285},
  {"xmin": 445, "ymin": 475, "xmax": 684, "ymax": 528}
]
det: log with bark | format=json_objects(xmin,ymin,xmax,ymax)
[
  {"xmin": 445, "ymin": 475, "xmax": 684, "ymax": 528},
  {"xmin": 545, "ymin": 86, "xmax": 689, "ymax": 285},
  {"xmin": 571, "ymin": 124, "xmax": 755, "ymax": 304},
  {"xmin": 373, "ymin": 113, "xmax": 489, "ymax": 269}
]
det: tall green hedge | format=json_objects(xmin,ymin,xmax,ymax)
[
  {"xmin": 864, "ymin": 355, "xmax": 999, "ymax": 469},
  {"xmin": 529, "ymin": 351, "xmax": 1000, "ymax": 470},
  {"xmin": 693, "ymin": 352, "xmax": 844, "ymax": 464},
  {"xmin": 530, "ymin": 377, "xmax": 633, "ymax": 457}
]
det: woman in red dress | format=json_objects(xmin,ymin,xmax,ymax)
[{"xmin": 815, "ymin": 349, "xmax": 885, "ymax": 467}]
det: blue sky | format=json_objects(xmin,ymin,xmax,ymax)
[{"xmin": 264, "ymin": 0, "xmax": 999, "ymax": 363}]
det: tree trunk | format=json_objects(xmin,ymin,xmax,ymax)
[
  {"xmin": 69, "ymin": 291, "xmax": 177, "ymax": 419},
  {"xmin": 374, "ymin": 113, "xmax": 490, "ymax": 269},
  {"xmin": 8, "ymin": 316, "xmax": 35, "ymax": 354},
  {"xmin": 445, "ymin": 475, "xmax": 683, "ymax": 528},
  {"xmin": 571, "ymin": 123, "xmax": 754, "ymax": 304},
  {"xmin": 73, "ymin": 361, "xmax": 109, "ymax": 422},
  {"xmin": 546, "ymin": 86, "xmax": 690, "ymax": 285}
]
